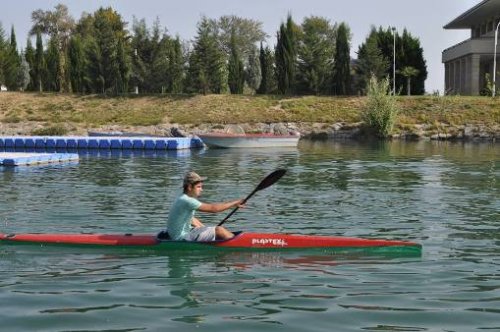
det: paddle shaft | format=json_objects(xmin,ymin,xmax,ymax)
[{"xmin": 218, "ymin": 169, "xmax": 286, "ymax": 227}]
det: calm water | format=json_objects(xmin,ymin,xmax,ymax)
[{"xmin": 0, "ymin": 140, "xmax": 499, "ymax": 332}]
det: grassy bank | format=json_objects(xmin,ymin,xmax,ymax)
[{"xmin": 0, "ymin": 92, "xmax": 499, "ymax": 135}]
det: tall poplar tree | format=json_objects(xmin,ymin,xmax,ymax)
[
  {"xmin": 24, "ymin": 38, "xmax": 35, "ymax": 90},
  {"xmin": 166, "ymin": 36, "xmax": 184, "ymax": 93},
  {"xmin": 275, "ymin": 14, "xmax": 298, "ymax": 95},
  {"xmin": 245, "ymin": 48, "xmax": 261, "ymax": 92},
  {"xmin": 228, "ymin": 31, "xmax": 244, "ymax": 94},
  {"xmin": 45, "ymin": 36, "xmax": 60, "ymax": 91},
  {"xmin": 34, "ymin": 31, "xmax": 46, "ymax": 92},
  {"xmin": 4, "ymin": 26, "xmax": 21, "ymax": 90},
  {"xmin": 332, "ymin": 22, "xmax": 351, "ymax": 95},
  {"xmin": 68, "ymin": 35, "xmax": 87, "ymax": 93},
  {"xmin": 0, "ymin": 24, "xmax": 6, "ymax": 87},
  {"xmin": 257, "ymin": 43, "xmax": 275, "ymax": 94}
]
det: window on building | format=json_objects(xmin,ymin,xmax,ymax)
[
  {"xmin": 481, "ymin": 24, "xmax": 486, "ymax": 35},
  {"xmin": 488, "ymin": 21, "xmax": 493, "ymax": 32}
]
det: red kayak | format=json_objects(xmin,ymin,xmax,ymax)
[{"xmin": 0, "ymin": 231, "xmax": 421, "ymax": 253}]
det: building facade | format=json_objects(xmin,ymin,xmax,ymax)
[{"xmin": 442, "ymin": 0, "xmax": 500, "ymax": 95}]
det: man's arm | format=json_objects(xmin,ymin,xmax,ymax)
[{"xmin": 198, "ymin": 199, "xmax": 244, "ymax": 213}]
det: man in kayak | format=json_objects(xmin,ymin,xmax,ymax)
[{"xmin": 166, "ymin": 171, "xmax": 244, "ymax": 241}]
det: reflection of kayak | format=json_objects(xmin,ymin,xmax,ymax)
[
  {"xmin": 197, "ymin": 133, "xmax": 300, "ymax": 148},
  {"xmin": 0, "ymin": 232, "xmax": 421, "ymax": 253}
]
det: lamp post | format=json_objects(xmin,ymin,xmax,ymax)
[
  {"xmin": 392, "ymin": 27, "xmax": 396, "ymax": 96},
  {"xmin": 493, "ymin": 20, "xmax": 500, "ymax": 97}
]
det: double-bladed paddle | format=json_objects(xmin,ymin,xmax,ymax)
[{"xmin": 218, "ymin": 169, "xmax": 287, "ymax": 226}]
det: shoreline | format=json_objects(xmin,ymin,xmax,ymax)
[
  {"xmin": 0, "ymin": 121, "xmax": 498, "ymax": 142},
  {"xmin": 0, "ymin": 92, "xmax": 499, "ymax": 142}
]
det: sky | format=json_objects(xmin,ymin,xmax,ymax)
[{"xmin": 0, "ymin": 0, "xmax": 480, "ymax": 93}]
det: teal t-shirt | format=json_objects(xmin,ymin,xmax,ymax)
[{"xmin": 167, "ymin": 194, "xmax": 202, "ymax": 240}]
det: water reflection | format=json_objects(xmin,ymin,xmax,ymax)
[{"xmin": 1, "ymin": 139, "xmax": 499, "ymax": 331}]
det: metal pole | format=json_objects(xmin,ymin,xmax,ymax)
[
  {"xmin": 392, "ymin": 27, "xmax": 396, "ymax": 95},
  {"xmin": 493, "ymin": 21, "xmax": 500, "ymax": 97}
]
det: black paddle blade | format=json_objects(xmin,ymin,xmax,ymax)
[{"xmin": 255, "ymin": 169, "xmax": 287, "ymax": 192}]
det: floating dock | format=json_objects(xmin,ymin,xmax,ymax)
[
  {"xmin": 0, "ymin": 136, "xmax": 203, "ymax": 150},
  {"xmin": 0, "ymin": 152, "xmax": 79, "ymax": 166}
]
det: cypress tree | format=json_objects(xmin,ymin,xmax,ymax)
[
  {"xmin": 170, "ymin": 37, "xmax": 184, "ymax": 93},
  {"xmin": 68, "ymin": 36, "xmax": 87, "ymax": 93},
  {"xmin": 332, "ymin": 22, "xmax": 351, "ymax": 95},
  {"xmin": 245, "ymin": 48, "xmax": 261, "ymax": 92},
  {"xmin": 5, "ymin": 26, "xmax": 21, "ymax": 90},
  {"xmin": 17, "ymin": 52, "xmax": 31, "ymax": 91},
  {"xmin": 228, "ymin": 31, "xmax": 244, "ymax": 94},
  {"xmin": 257, "ymin": 43, "xmax": 267, "ymax": 94},
  {"xmin": 0, "ymin": 24, "xmax": 5, "ymax": 86},
  {"xmin": 257, "ymin": 43, "xmax": 275, "ymax": 94},
  {"xmin": 275, "ymin": 15, "xmax": 297, "ymax": 95},
  {"xmin": 24, "ymin": 38, "xmax": 35, "ymax": 91},
  {"xmin": 45, "ymin": 36, "xmax": 60, "ymax": 91},
  {"xmin": 34, "ymin": 31, "xmax": 46, "ymax": 92}
]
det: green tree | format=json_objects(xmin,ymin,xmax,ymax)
[
  {"xmin": 86, "ymin": 38, "xmax": 104, "ymax": 93},
  {"xmin": 87, "ymin": 7, "xmax": 131, "ymax": 94},
  {"xmin": 370, "ymin": 27, "xmax": 427, "ymax": 94},
  {"xmin": 169, "ymin": 37, "xmax": 185, "ymax": 93},
  {"xmin": 257, "ymin": 43, "xmax": 275, "ymax": 94},
  {"xmin": 297, "ymin": 16, "xmax": 336, "ymax": 95},
  {"xmin": 34, "ymin": 31, "xmax": 46, "ymax": 92},
  {"xmin": 332, "ymin": 22, "xmax": 351, "ymax": 95},
  {"xmin": 245, "ymin": 48, "xmax": 261, "ymax": 92},
  {"xmin": 399, "ymin": 29, "xmax": 427, "ymax": 94},
  {"xmin": 275, "ymin": 14, "xmax": 298, "ymax": 95},
  {"xmin": 228, "ymin": 31, "xmax": 244, "ymax": 94},
  {"xmin": 24, "ymin": 38, "xmax": 35, "ymax": 90},
  {"xmin": 30, "ymin": 4, "xmax": 75, "ymax": 92},
  {"xmin": 187, "ymin": 16, "xmax": 226, "ymax": 94},
  {"xmin": 130, "ymin": 17, "xmax": 171, "ymax": 93},
  {"xmin": 4, "ymin": 26, "xmax": 21, "ymax": 90},
  {"xmin": 130, "ymin": 18, "xmax": 149, "ymax": 93},
  {"xmin": 0, "ymin": 23, "xmax": 6, "ymax": 86},
  {"xmin": 355, "ymin": 27, "xmax": 389, "ymax": 94},
  {"xmin": 210, "ymin": 15, "xmax": 266, "ymax": 64},
  {"xmin": 17, "ymin": 52, "xmax": 31, "ymax": 91},
  {"xmin": 45, "ymin": 36, "xmax": 60, "ymax": 91},
  {"xmin": 68, "ymin": 35, "xmax": 87, "ymax": 93}
]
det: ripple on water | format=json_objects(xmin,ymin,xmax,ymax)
[{"xmin": 1, "ymin": 140, "xmax": 499, "ymax": 331}]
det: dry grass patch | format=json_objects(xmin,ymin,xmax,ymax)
[{"xmin": 1, "ymin": 92, "xmax": 499, "ymax": 131}]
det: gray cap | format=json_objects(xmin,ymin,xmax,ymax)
[{"xmin": 183, "ymin": 171, "xmax": 207, "ymax": 186}]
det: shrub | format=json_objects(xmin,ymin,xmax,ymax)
[
  {"xmin": 31, "ymin": 125, "xmax": 69, "ymax": 136},
  {"xmin": 362, "ymin": 76, "xmax": 399, "ymax": 137}
]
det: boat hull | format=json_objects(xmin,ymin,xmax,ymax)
[
  {"xmin": 0, "ymin": 232, "xmax": 421, "ymax": 253},
  {"xmin": 197, "ymin": 134, "xmax": 300, "ymax": 148}
]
